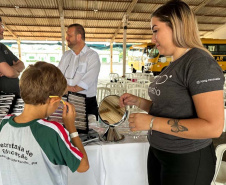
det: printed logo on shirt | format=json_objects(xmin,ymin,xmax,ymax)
[
  {"xmin": 196, "ymin": 78, "xmax": 221, "ymax": 85},
  {"xmin": 149, "ymin": 74, "xmax": 172, "ymax": 96},
  {"xmin": 4, "ymin": 50, "xmax": 8, "ymax": 55},
  {"xmin": 0, "ymin": 142, "xmax": 38, "ymax": 165}
]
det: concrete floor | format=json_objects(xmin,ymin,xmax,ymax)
[{"xmin": 213, "ymin": 132, "xmax": 226, "ymax": 161}]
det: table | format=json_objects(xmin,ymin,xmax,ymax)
[{"xmin": 68, "ymin": 136, "xmax": 149, "ymax": 185}]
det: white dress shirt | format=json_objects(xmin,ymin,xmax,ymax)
[{"xmin": 58, "ymin": 45, "xmax": 100, "ymax": 97}]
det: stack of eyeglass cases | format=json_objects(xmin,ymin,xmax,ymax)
[
  {"xmin": 48, "ymin": 93, "xmax": 88, "ymax": 133},
  {"xmin": 0, "ymin": 93, "xmax": 88, "ymax": 134},
  {"xmin": 11, "ymin": 98, "xmax": 25, "ymax": 116},
  {"xmin": 0, "ymin": 94, "xmax": 16, "ymax": 121}
]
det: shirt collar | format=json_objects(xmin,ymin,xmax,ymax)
[
  {"xmin": 80, "ymin": 44, "xmax": 88, "ymax": 54},
  {"xmin": 71, "ymin": 44, "xmax": 88, "ymax": 56}
]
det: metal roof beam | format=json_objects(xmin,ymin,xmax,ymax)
[
  {"xmin": 1, "ymin": 14, "xmax": 226, "ymax": 21},
  {"xmin": 193, "ymin": 0, "xmax": 212, "ymax": 13},
  {"xmin": 3, "ymin": 35, "xmax": 150, "ymax": 39},
  {"xmin": 3, "ymin": 24, "xmax": 215, "ymax": 32},
  {"xmin": 7, "ymin": 30, "xmax": 152, "ymax": 35},
  {"xmin": 1, "ymin": 3, "xmax": 226, "ymax": 11},
  {"xmin": 1, "ymin": 7, "xmax": 226, "ymax": 18},
  {"xmin": 1, "ymin": 21, "xmax": 18, "ymax": 39},
  {"xmin": 111, "ymin": 0, "xmax": 138, "ymax": 42}
]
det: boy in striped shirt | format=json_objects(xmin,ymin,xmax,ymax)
[{"xmin": 0, "ymin": 61, "xmax": 89, "ymax": 185}]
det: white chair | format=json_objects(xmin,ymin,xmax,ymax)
[
  {"xmin": 144, "ymin": 73, "xmax": 153, "ymax": 81},
  {"xmin": 125, "ymin": 82, "xmax": 142, "ymax": 91},
  {"xmin": 125, "ymin": 73, "xmax": 134, "ymax": 81},
  {"xmin": 134, "ymin": 73, "xmax": 144, "ymax": 80},
  {"xmin": 127, "ymin": 87, "xmax": 149, "ymax": 113},
  {"xmin": 110, "ymin": 87, "xmax": 125, "ymax": 96},
  {"xmin": 127, "ymin": 87, "xmax": 148, "ymax": 99},
  {"xmin": 106, "ymin": 82, "xmax": 125, "ymax": 96},
  {"xmin": 137, "ymin": 79, "xmax": 150, "ymax": 87},
  {"xmin": 133, "ymin": 73, "xmax": 151, "ymax": 81},
  {"xmin": 109, "ymin": 73, "xmax": 119, "ymax": 82},
  {"xmin": 106, "ymin": 82, "xmax": 123, "ymax": 88},
  {"xmin": 96, "ymin": 87, "xmax": 111, "ymax": 105},
  {"xmin": 149, "ymin": 75, "xmax": 155, "ymax": 82},
  {"xmin": 212, "ymin": 144, "xmax": 226, "ymax": 185},
  {"xmin": 144, "ymin": 82, "xmax": 151, "ymax": 89},
  {"xmin": 117, "ymin": 77, "xmax": 128, "ymax": 90}
]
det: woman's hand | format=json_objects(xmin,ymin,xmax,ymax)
[
  {"xmin": 120, "ymin": 93, "xmax": 140, "ymax": 107},
  {"xmin": 62, "ymin": 101, "xmax": 77, "ymax": 132},
  {"xmin": 128, "ymin": 113, "xmax": 153, "ymax": 131}
]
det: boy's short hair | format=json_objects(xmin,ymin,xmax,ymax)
[{"xmin": 20, "ymin": 61, "xmax": 67, "ymax": 105}]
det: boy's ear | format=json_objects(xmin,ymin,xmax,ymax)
[{"xmin": 49, "ymin": 97, "xmax": 61, "ymax": 105}]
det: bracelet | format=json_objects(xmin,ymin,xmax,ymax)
[
  {"xmin": 70, "ymin": 132, "xmax": 79, "ymax": 138},
  {"xmin": 150, "ymin": 117, "xmax": 156, "ymax": 135}
]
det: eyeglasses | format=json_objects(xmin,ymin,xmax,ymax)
[
  {"xmin": 64, "ymin": 55, "xmax": 80, "ymax": 79},
  {"xmin": 49, "ymin": 96, "xmax": 66, "ymax": 105},
  {"xmin": 1, "ymin": 24, "xmax": 4, "ymax": 29}
]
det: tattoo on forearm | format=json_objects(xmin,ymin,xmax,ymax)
[{"xmin": 167, "ymin": 119, "xmax": 188, "ymax": 133}]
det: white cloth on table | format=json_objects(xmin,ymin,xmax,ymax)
[
  {"xmin": 68, "ymin": 137, "xmax": 149, "ymax": 185},
  {"xmin": 68, "ymin": 145, "xmax": 105, "ymax": 185}
]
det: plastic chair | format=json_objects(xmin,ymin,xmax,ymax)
[
  {"xmin": 96, "ymin": 87, "xmax": 111, "ymax": 105},
  {"xmin": 149, "ymin": 75, "xmax": 155, "ymax": 82},
  {"xmin": 109, "ymin": 73, "xmax": 119, "ymax": 82},
  {"xmin": 133, "ymin": 73, "xmax": 151, "ymax": 81},
  {"xmin": 110, "ymin": 87, "xmax": 125, "ymax": 96},
  {"xmin": 125, "ymin": 82, "xmax": 142, "ymax": 91},
  {"xmin": 106, "ymin": 82, "xmax": 126, "ymax": 95},
  {"xmin": 125, "ymin": 73, "xmax": 134, "ymax": 81},
  {"xmin": 106, "ymin": 82, "xmax": 123, "ymax": 88},
  {"xmin": 212, "ymin": 144, "xmax": 226, "ymax": 185},
  {"xmin": 118, "ymin": 77, "xmax": 128, "ymax": 90},
  {"xmin": 137, "ymin": 79, "xmax": 150, "ymax": 87},
  {"xmin": 144, "ymin": 82, "xmax": 151, "ymax": 89},
  {"xmin": 127, "ymin": 87, "xmax": 148, "ymax": 99},
  {"xmin": 126, "ymin": 87, "xmax": 149, "ymax": 113}
]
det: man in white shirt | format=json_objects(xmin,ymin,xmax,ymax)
[{"xmin": 58, "ymin": 24, "xmax": 100, "ymax": 119}]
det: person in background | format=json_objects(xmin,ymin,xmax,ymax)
[
  {"xmin": 120, "ymin": 0, "xmax": 224, "ymax": 185},
  {"xmin": 0, "ymin": 62, "xmax": 89, "ymax": 185},
  {"xmin": 0, "ymin": 16, "xmax": 25, "ymax": 95},
  {"xmin": 58, "ymin": 24, "xmax": 100, "ymax": 120}
]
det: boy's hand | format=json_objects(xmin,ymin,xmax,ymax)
[{"xmin": 62, "ymin": 101, "xmax": 77, "ymax": 133}]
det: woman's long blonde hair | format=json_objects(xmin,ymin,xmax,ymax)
[{"xmin": 151, "ymin": 0, "xmax": 212, "ymax": 57}]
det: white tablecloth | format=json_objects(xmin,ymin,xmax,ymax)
[{"xmin": 68, "ymin": 136, "xmax": 149, "ymax": 185}]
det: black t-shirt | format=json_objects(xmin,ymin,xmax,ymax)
[
  {"xmin": 0, "ymin": 43, "xmax": 19, "ymax": 95},
  {"xmin": 148, "ymin": 48, "xmax": 224, "ymax": 153}
]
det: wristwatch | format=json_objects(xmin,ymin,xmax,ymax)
[{"xmin": 70, "ymin": 132, "xmax": 79, "ymax": 138}]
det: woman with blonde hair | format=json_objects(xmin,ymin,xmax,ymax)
[{"xmin": 120, "ymin": 0, "xmax": 224, "ymax": 184}]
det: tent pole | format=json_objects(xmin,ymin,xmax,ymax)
[
  {"xmin": 110, "ymin": 42, "xmax": 113, "ymax": 73},
  {"xmin": 122, "ymin": 14, "xmax": 128, "ymax": 77}
]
